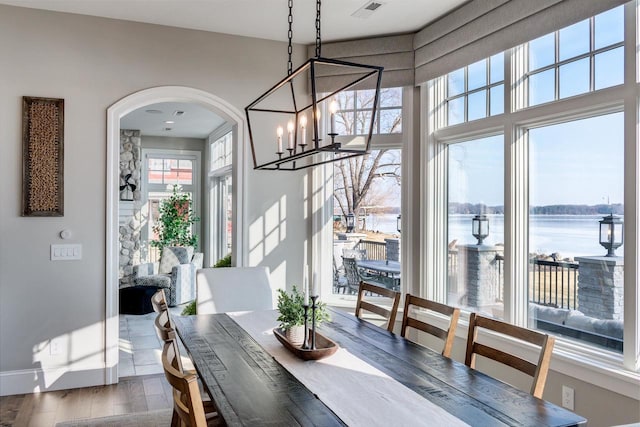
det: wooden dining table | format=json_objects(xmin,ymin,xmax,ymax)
[{"xmin": 174, "ymin": 307, "xmax": 586, "ymax": 427}]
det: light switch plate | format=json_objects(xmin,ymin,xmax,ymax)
[{"xmin": 51, "ymin": 244, "xmax": 82, "ymax": 260}]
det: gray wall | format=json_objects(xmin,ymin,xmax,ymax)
[{"xmin": 0, "ymin": 4, "xmax": 306, "ymax": 391}]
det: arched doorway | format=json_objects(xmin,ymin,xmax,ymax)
[{"xmin": 105, "ymin": 86, "xmax": 247, "ymax": 383}]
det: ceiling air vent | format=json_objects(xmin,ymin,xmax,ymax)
[{"xmin": 352, "ymin": 1, "xmax": 385, "ymax": 19}]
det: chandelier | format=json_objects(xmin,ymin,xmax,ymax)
[{"xmin": 245, "ymin": 0, "xmax": 383, "ymax": 171}]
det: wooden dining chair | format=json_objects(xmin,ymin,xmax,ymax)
[
  {"xmin": 154, "ymin": 310, "xmax": 184, "ymax": 372},
  {"xmin": 162, "ymin": 341, "xmax": 220, "ymax": 427},
  {"xmin": 355, "ymin": 281, "xmax": 401, "ymax": 332},
  {"xmin": 465, "ymin": 313, "xmax": 555, "ymax": 398},
  {"xmin": 401, "ymin": 294, "xmax": 460, "ymax": 358},
  {"xmin": 151, "ymin": 288, "xmax": 169, "ymax": 314}
]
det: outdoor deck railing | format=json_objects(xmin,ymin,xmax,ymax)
[
  {"xmin": 355, "ymin": 240, "xmax": 387, "ymax": 261},
  {"xmin": 448, "ymin": 252, "xmax": 578, "ymax": 310},
  {"xmin": 529, "ymin": 258, "xmax": 579, "ymax": 310}
]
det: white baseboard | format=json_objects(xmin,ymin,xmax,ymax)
[{"xmin": 0, "ymin": 366, "xmax": 109, "ymax": 396}]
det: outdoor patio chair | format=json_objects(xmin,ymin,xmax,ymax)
[
  {"xmin": 342, "ymin": 257, "xmax": 364, "ymax": 294},
  {"xmin": 342, "ymin": 248, "xmax": 367, "ymax": 260},
  {"xmin": 133, "ymin": 246, "xmax": 203, "ymax": 307},
  {"xmin": 333, "ymin": 257, "xmax": 348, "ymax": 294},
  {"xmin": 401, "ymin": 294, "xmax": 460, "ymax": 358},
  {"xmin": 465, "ymin": 313, "xmax": 555, "ymax": 398}
]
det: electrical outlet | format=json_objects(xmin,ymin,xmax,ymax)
[{"xmin": 562, "ymin": 385, "xmax": 574, "ymax": 410}]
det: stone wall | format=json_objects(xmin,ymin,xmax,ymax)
[
  {"xmin": 459, "ymin": 245, "xmax": 503, "ymax": 308},
  {"xmin": 119, "ymin": 130, "xmax": 143, "ymax": 287},
  {"xmin": 575, "ymin": 256, "xmax": 624, "ymax": 320}
]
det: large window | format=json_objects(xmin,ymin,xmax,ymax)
[
  {"xmin": 329, "ymin": 87, "xmax": 404, "ymax": 302},
  {"xmin": 447, "ymin": 135, "xmax": 504, "ymax": 317},
  {"xmin": 425, "ymin": 1, "xmax": 635, "ymax": 368},
  {"xmin": 208, "ymin": 130, "xmax": 233, "ymax": 264},
  {"xmin": 527, "ymin": 113, "xmax": 624, "ymax": 352},
  {"xmin": 142, "ymin": 150, "xmax": 200, "ymax": 262},
  {"xmin": 335, "ymin": 87, "xmax": 402, "ymax": 135},
  {"xmin": 520, "ymin": 6, "xmax": 624, "ymax": 108},
  {"xmin": 445, "ymin": 54, "xmax": 504, "ymax": 126}
]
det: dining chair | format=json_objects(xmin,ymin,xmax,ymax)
[
  {"xmin": 196, "ymin": 266, "xmax": 274, "ymax": 314},
  {"xmin": 154, "ymin": 310, "xmax": 184, "ymax": 371},
  {"xmin": 401, "ymin": 294, "xmax": 460, "ymax": 358},
  {"xmin": 161, "ymin": 341, "xmax": 221, "ymax": 427},
  {"xmin": 465, "ymin": 313, "xmax": 555, "ymax": 398},
  {"xmin": 151, "ymin": 288, "xmax": 169, "ymax": 314},
  {"xmin": 355, "ymin": 281, "xmax": 401, "ymax": 332}
]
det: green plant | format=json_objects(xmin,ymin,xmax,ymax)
[
  {"xmin": 151, "ymin": 185, "xmax": 200, "ymax": 251},
  {"xmin": 181, "ymin": 253, "xmax": 232, "ymax": 316},
  {"xmin": 213, "ymin": 253, "xmax": 232, "ymax": 268},
  {"xmin": 276, "ymin": 286, "xmax": 329, "ymax": 330}
]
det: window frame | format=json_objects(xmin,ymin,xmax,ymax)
[{"xmin": 421, "ymin": 1, "xmax": 639, "ymax": 397}]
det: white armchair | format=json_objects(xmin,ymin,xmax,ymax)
[
  {"xmin": 196, "ymin": 267, "xmax": 274, "ymax": 314},
  {"xmin": 133, "ymin": 247, "xmax": 203, "ymax": 307}
]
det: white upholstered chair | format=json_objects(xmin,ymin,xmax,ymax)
[{"xmin": 196, "ymin": 267, "xmax": 274, "ymax": 314}]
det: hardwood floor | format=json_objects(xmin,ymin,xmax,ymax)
[{"xmin": 0, "ymin": 374, "xmax": 172, "ymax": 427}]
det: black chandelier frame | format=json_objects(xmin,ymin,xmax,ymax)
[{"xmin": 245, "ymin": 0, "xmax": 383, "ymax": 171}]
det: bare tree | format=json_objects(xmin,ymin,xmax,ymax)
[{"xmin": 333, "ymin": 88, "xmax": 402, "ymax": 231}]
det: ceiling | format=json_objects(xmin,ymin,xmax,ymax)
[
  {"xmin": 121, "ymin": 102, "xmax": 226, "ymax": 139},
  {"xmin": 0, "ymin": 0, "xmax": 467, "ymax": 44},
  {"xmin": 7, "ymin": 0, "xmax": 468, "ymax": 138}
]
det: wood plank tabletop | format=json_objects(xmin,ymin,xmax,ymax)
[
  {"xmin": 173, "ymin": 314, "xmax": 345, "ymax": 427},
  {"xmin": 175, "ymin": 308, "xmax": 586, "ymax": 427},
  {"xmin": 320, "ymin": 308, "xmax": 586, "ymax": 427}
]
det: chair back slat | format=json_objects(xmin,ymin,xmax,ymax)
[
  {"xmin": 465, "ymin": 313, "xmax": 555, "ymax": 398},
  {"xmin": 151, "ymin": 289, "xmax": 169, "ymax": 314},
  {"xmin": 154, "ymin": 310, "xmax": 184, "ymax": 372},
  {"xmin": 471, "ymin": 343, "xmax": 538, "ymax": 376},
  {"xmin": 400, "ymin": 294, "xmax": 460, "ymax": 358},
  {"xmin": 355, "ymin": 282, "xmax": 400, "ymax": 332},
  {"xmin": 358, "ymin": 301, "xmax": 391, "ymax": 319},
  {"xmin": 404, "ymin": 317, "xmax": 448, "ymax": 340}
]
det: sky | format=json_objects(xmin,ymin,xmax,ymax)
[{"xmin": 448, "ymin": 111, "xmax": 625, "ymax": 207}]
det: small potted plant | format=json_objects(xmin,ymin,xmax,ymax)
[{"xmin": 276, "ymin": 286, "xmax": 329, "ymax": 346}]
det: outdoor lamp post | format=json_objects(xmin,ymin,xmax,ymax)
[
  {"xmin": 396, "ymin": 214, "xmax": 401, "ymax": 233},
  {"xmin": 346, "ymin": 212, "xmax": 355, "ymax": 233},
  {"xmin": 599, "ymin": 214, "xmax": 623, "ymax": 256},
  {"xmin": 472, "ymin": 214, "xmax": 489, "ymax": 245}
]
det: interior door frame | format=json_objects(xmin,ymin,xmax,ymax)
[{"xmin": 105, "ymin": 86, "xmax": 248, "ymax": 384}]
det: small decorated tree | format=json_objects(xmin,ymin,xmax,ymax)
[{"xmin": 151, "ymin": 185, "xmax": 199, "ymax": 251}]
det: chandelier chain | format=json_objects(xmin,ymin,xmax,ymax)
[
  {"xmin": 315, "ymin": 0, "xmax": 321, "ymax": 57},
  {"xmin": 287, "ymin": 0, "xmax": 293, "ymax": 75}
]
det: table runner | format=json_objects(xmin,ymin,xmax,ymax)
[{"xmin": 229, "ymin": 310, "xmax": 470, "ymax": 427}]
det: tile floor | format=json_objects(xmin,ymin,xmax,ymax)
[{"xmin": 118, "ymin": 305, "xmax": 190, "ymax": 378}]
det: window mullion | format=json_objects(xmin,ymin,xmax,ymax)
[{"xmin": 622, "ymin": 0, "xmax": 639, "ymax": 372}]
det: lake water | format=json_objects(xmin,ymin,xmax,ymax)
[{"xmin": 361, "ymin": 213, "xmax": 624, "ymax": 258}]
